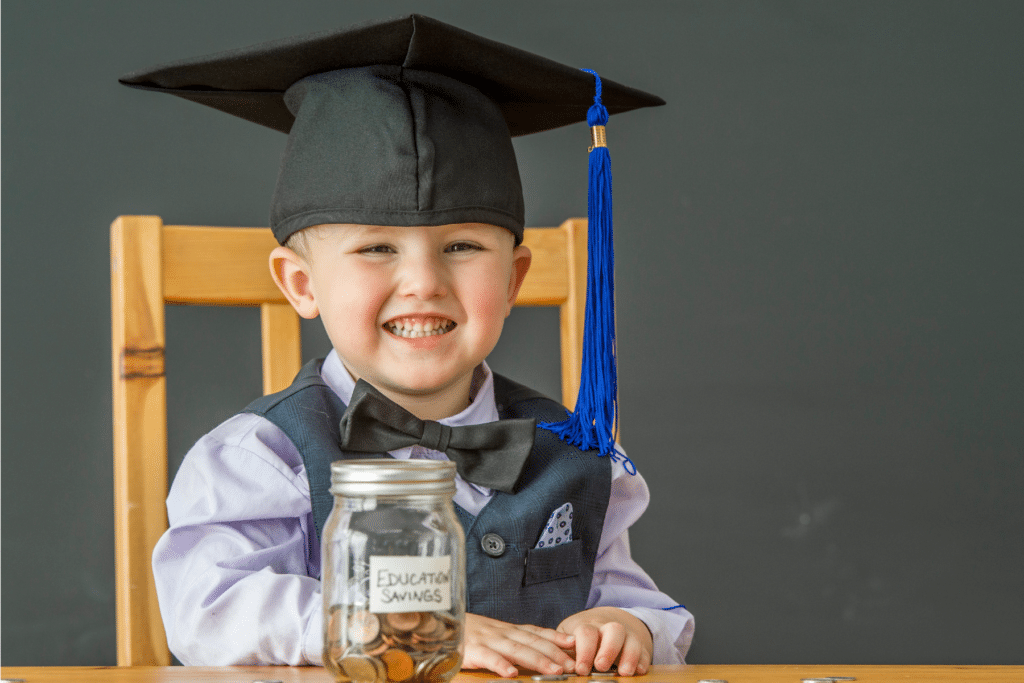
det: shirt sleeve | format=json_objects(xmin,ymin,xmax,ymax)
[
  {"xmin": 585, "ymin": 450, "xmax": 695, "ymax": 664},
  {"xmin": 152, "ymin": 413, "xmax": 324, "ymax": 665}
]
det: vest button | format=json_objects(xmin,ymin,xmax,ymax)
[{"xmin": 480, "ymin": 533, "xmax": 506, "ymax": 557}]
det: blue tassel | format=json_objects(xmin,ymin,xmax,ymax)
[{"xmin": 541, "ymin": 69, "xmax": 629, "ymax": 469}]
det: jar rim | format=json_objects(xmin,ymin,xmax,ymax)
[{"xmin": 330, "ymin": 459, "xmax": 457, "ymax": 496}]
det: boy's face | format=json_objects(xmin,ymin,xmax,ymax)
[{"xmin": 272, "ymin": 223, "xmax": 532, "ymax": 418}]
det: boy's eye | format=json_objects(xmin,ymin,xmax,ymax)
[
  {"xmin": 445, "ymin": 241, "xmax": 482, "ymax": 253},
  {"xmin": 359, "ymin": 244, "xmax": 396, "ymax": 254}
]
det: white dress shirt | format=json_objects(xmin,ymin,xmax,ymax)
[{"xmin": 153, "ymin": 350, "xmax": 694, "ymax": 666}]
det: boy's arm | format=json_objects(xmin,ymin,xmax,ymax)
[
  {"xmin": 153, "ymin": 414, "xmax": 324, "ymax": 665},
  {"xmin": 570, "ymin": 455, "xmax": 695, "ymax": 669}
]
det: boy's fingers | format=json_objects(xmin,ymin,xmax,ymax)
[
  {"xmin": 593, "ymin": 622, "xmax": 626, "ymax": 672},
  {"xmin": 501, "ymin": 630, "xmax": 576, "ymax": 673},
  {"xmin": 462, "ymin": 646, "xmax": 519, "ymax": 678},
  {"xmin": 609, "ymin": 633, "xmax": 645, "ymax": 676},
  {"xmin": 465, "ymin": 615, "xmax": 570, "ymax": 677},
  {"xmin": 569, "ymin": 625, "xmax": 601, "ymax": 675},
  {"xmin": 521, "ymin": 624, "xmax": 577, "ymax": 649},
  {"xmin": 637, "ymin": 643, "xmax": 653, "ymax": 675}
]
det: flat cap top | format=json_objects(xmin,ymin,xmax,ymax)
[{"xmin": 119, "ymin": 13, "xmax": 664, "ymax": 136}]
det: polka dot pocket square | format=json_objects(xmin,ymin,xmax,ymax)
[{"xmin": 534, "ymin": 502, "xmax": 574, "ymax": 548}]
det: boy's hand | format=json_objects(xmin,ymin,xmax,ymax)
[
  {"xmin": 462, "ymin": 613, "xmax": 577, "ymax": 678},
  {"xmin": 557, "ymin": 607, "xmax": 653, "ymax": 676}
]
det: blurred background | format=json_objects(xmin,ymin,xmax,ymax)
[{"xmin": 2, "ymin": 0, "xmax": 1022, "ymax": 666}]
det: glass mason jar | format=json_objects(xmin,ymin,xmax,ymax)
[{"xmin": 322, "ymin": 459, "xmax": 466, "ymax": 683}]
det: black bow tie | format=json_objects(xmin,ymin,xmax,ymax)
[{"xmin": 337, "ymin": 380, "xmax": 535, "ymax": 493}]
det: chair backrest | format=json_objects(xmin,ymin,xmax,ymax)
[{"xmin": 110, "ymin": 215, "xmax": 588, "ymax": 666}]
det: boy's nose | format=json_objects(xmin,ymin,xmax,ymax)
[{"xmin": 396, "ymin": 256, "xmax": 449, "ymax": 299}]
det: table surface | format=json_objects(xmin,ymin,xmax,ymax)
[{"xmin": 2, "ymin": 665, "xmax": 1022, "ymax": 683}]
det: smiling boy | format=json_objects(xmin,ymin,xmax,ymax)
[{"xmin": 128, "ymin": 14, "xmax": 694, "ymax": 677}]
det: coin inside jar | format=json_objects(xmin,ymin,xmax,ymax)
[
  {"xmin": 341, "ymin": 653, "xmax": 388, "ymax": 683},
  {"xmin": 415, "ymin": 651, "xmax": 462, "ymax": 683},
  {"xmin": 348, "ymin": 610, "xmax": 382, "ymax": 644},
  {"xmin": 413, "ymin": 614, "xmax": 444, "ymax": 637},
  {"xmin": 384, "ymin": 611, "xmax": 423, "ymax": 632},
  {"xmin": 325, "ymin": 641, "xmax": 345, "ymax": 668},
  {"xmin": 381, "ymin": 647, "xmax": 416, "ymax": 682}
]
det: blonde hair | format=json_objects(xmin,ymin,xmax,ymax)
[{"xmin": 284, "ymin": 224, "xmax": 333, "ymax": 261}]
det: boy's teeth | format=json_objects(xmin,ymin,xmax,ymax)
[{"xmin": 386, "ymin": 317, "xmax": 454, "ymax": 338}]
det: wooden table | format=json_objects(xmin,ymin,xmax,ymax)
[{"xmin": 2, "ymin": 665, "xmax": 1021, "ymax": 682}]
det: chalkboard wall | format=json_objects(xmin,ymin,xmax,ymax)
[{"xmin": 2, "ymin": 0, "xmax": 1022, "ymax": 666}]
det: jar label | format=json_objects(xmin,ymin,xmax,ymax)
[{"xmin": 369, "ymin": 555, "xmax": 452, "ymax": 612}]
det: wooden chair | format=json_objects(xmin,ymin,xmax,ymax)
[{"xmin": 110, "ymin": 215, "xmax": 588, "ymax": 665}]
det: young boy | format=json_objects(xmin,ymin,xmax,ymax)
[{"xmin": 127, "ymin": 14, "xmax": 694, "ymax": 675}]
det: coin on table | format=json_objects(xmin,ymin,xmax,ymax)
[
  {"xmin": 415, "ymin": 651, "xmax": 462, "ymax": 683},
  {"xmin": 697, "ymin": 679, "xmax": 728, "ymax": 683},
  {"xmin": 385, "ymin": 611, "xmax": 424, "ymax": 632},
  {"xmin": 532, "ymin": 675, "xmax": 569, "ymax": 681},
  {"xmin": 341, "ymin": 653, "xmax": 388, "ymax": 683},
  {"xmin": 381, "ymin": 647, "xmax": 416, "ymax": 682},
  {"xmin": 589, "ymin": 673, "xmax": 619, "ymax": 679},
  {"xmin": 825, "ymin": 678, "xmax": 857, "ymax": 681},
  {"xmin": 348, "ymin": 610, "xmax": 382, "ymax": 644}
]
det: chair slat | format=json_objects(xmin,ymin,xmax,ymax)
[
  {"xmin": 261, "ymin": 303, "xmax": 303, "ymax": 394},
  {"xmin": 517, "ymin": 227, "xmax": 570, "ymax": 305},
  {"xmin": 558, "ymin": 219, "xmax": 587, "ymax": 410},
  {"xmin": 111, "ymin": 216, "xmax": 172, "ymax": 666},
  {"xmin": 163, "ymin": 226, "xmax": 284, "ymax": 304}
]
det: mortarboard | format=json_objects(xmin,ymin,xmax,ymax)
[{"xmin": 120, "ymin": 13, "xmax": 664, "ymax": 459}]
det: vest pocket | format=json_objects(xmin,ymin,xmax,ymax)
[{"xmin": 523, "ymin": 539, "xmax": 582, "ymax": 586}]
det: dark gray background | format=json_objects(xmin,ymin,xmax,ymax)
[{"xmin": 2, "ymin": 0, "xmax": 1022, "ymax": 667}]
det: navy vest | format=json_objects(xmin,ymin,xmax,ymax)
[{"xmin": 243, "ymin": 359, "xmax": 611, "ymax": 627}]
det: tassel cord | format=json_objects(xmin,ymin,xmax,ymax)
[{"xmin": 540, "ymin": 69, "xmax": 633, "ymax": 475}]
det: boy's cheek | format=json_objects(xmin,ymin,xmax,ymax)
[{"xmin": 467, "ymin": 293, "xmax": 514, "ymax": 335}]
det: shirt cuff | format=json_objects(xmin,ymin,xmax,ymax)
[
  {"xmin": 619, "ymin": 606, "xmax": 694, "ymax": 665},
  {"xmin": 303, "ymin": 602, "xmax": 324, "ymax": 666}
]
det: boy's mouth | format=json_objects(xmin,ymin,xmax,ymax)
[{"xmin": 383, "ymin": 316, "xmax": 457, "ymax": 339}]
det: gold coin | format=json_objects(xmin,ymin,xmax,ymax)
[
  {"xmin": 341, "ymin": 654, "xmax": 387, "ymax": 683},
  {"xmin": 381, "ymin": 648, "xmax": 416, "ymax": 682},
  {"xmin": 324, "ymin": 641, "xmax": 345, "ymax": 668},
  {"xmin": 382, "ymin": 630, "xmax": 415, "ymax": 648},
  {"xmin": 415, "ymin": 651, "xmax": 462, "ymax": 683},
  {"xmin": 327, "ymin": 605, "xmax": 344, "ymax": 640},
  {"xmin": 413, "ymin": 614, "xmax": 439, "ymax": 635},
  {"xmin": 385, "ymin": 611, "xmax": 423, "ymax": 632},
  {"xmin": 410, "ymin": 637, "xmax": 444, "ymax": 653},
  {"xmin": 349, "ymin": 610, "xmax": 382, "ymax": 644}
]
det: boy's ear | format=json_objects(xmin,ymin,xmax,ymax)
[
  {"xmin": 269, "ymin": 246, "xmax": 319, "ymax": 319},
  {"xmin": 505, "ymin": 244, "xmax": 533, "ymax": 316}
]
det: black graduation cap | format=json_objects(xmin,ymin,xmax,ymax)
[
  {"xmin": 119, "ymin": 13, "xmax": 663, "ymax": 245},
  {"xmin": 121, "ymin": 13, "xmax": 664, "ymax": 459}
]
